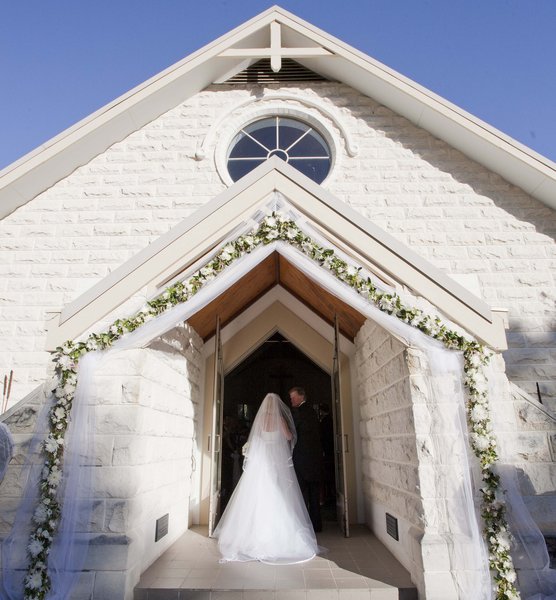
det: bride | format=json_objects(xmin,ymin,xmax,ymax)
[{"xmin": 213, "ymin": 393, "xmax": 318, "ymax": 564}]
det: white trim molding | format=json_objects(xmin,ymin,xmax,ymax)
[{"xmin": 45, "ymin": 158, "xmax": 507, "ymax": 351}]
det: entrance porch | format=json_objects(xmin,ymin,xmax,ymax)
[{"xmin": 134, "ymin": 525, "xmax": 418, "ymax": 599}]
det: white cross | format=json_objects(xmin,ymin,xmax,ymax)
[{"xmin": 218, "ymin": 22, "xmax": 332, "ymax": 73}]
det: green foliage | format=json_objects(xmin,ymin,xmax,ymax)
[{"xmin": 29, "ymin": 212, "xmax": 519, "ymax": 599}]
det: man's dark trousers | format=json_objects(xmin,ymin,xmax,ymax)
[{"xmin": 292, "ymin": 401, "xmax": 323, "ymax": 532}]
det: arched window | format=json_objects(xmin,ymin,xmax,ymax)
[{"xmin": 227, "ymin": 117, "xmax": 331, "ymax": 183}]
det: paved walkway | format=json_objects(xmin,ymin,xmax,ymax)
[{"xmin": 134, "ymin": 524, "xmax": 417, "ymax": 599}]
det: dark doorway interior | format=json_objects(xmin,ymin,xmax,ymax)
[{"xmin": 220, "ymin": 331, "xmax": 336, "ymax": 520}]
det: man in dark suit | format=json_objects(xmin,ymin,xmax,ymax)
[{"xmin": 289, "ymin": 386, "xmax": 323, "ymax": 533}]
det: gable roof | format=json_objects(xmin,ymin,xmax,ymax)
[
  {"xmin": 45, "ymin": 158, "xmax": 508, "ymax": 351},
  {"xmin": 1, "ymin": 5, "xmax": 555, "ymax": 219}
]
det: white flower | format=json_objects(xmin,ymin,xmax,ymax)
[
  {"xmin": 346, "ymin": 266, "xmax": 358, "ymax": 277},
  {"xmin": 266, "ymin": 229, "xmax": 279, "ymax": 240},
  {"xmin": 468, "ymin": 353, "xmax": 482, "ymax": 368},
  {"xmin": 504, "ymin": 570, "xmax": 517, "ymax": 583},
  {"xmin": 496, "ymin": 533, "xmax": 511, "ymax": 551},
  {"xmin": 85, "ymin": 339, "xmax": 99, "ymax": 351},
  {"xmin": 54, "ymin": 387, "xmax": 67, "ymax": 399},
  {"xmin": 220, "ymin": 244, "xmax": 235, "ymax": 260},
  {"xmin": 110, "ymin": 325, "xmax": 119, "ymax": 335},
  {"xmin": 48, "ymin": 468, "xmax": 62, "ymax": 487},
  {"xmin": 428, "ymin": 322, "xmax": 442, "ymax": 336},
  {"xmin": 471, "ymin": 433, "xmax": 490, "ymax": 451},
  {"xmin": 474, "ymin": 380, "xmax": 488, "ymax": 395},
  {"xmin": 200, "ymin": 267, "xmax": 212, "ymax": 277},
  {"xmin": 44, "ymin": 436, "xmax": 59, "ymax": 454},
  {"xmin": 243, "ymin": 235, "xmax": 255, "ymax": 247},
  {"xmin": 465, "ymin": 366, "xmax": 479, "ymax": 379},
  {"xmin": 57, "ymin": 355, "xmax": 74, "ymax": 370},
  {"xmin": 285, "ymin": 228, "xmax": 297, "ymax": 240},
  {"xmin": 39, "ymin": 529, "xmax": 51, "ymax": 541},
  {"xmin": 265, "ymin": 216, "xmax": 277, "ymax": 228},
  {"xmin": 54, "ymin": 406, "xmax": 66, "ymax": 420},
  {"xmin": 379, "ymin": 296, "xmax": 394, "ymax": 312},
  {"xmin": 25, "ymin": 571, "xmax": 43, "ymax": 589},
  {"xmin": 28, "ymin": 539, "xmax": 44, "ymax": 557},
  {"xmin": 410, "ymin": 315, "xmax": 422, "ymax": 327},
  {"xmin": 470, "ymin": 404, "xmax": 489, "ymax": 422},
  {"xmin": 44, "ymin": 435, "xmax": 63, "ymax": 453},
  {"xmin": 60, "ymin": 343, "xmax": 73, "ymax": 355},
  {"xmin": 33, "ymin": 504, "xmax": 49, "ymax": 524},
  {"xmin": 62, "ymin": 382, "xmax": 76, "ymax": 395}
]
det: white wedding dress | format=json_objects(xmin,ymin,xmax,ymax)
[{"xmin": 213, "ymin": 393, "xmax": 318, "ymax": 564}]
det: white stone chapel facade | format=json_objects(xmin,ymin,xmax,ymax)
[{"xmin": 0, "ymin": 7, "xmax": 554, "ymax": 599}]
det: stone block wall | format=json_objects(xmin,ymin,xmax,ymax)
[
  {"xmin": 355, "ymin": 317, "xmax": 501, "ymax": 599},
  {"xmin": 354, "ymin": 319, "xmax": 423, "ymax": 580},
  {"xmin": 0, "ymin": 80, "xmax": 554, "ymax": 415},
  {"xmin": 0, "ymin": 323, "xmax": 203, "ymax": 600},
  {"xmin": 487, "ymin": 353, "xmax": 556, "ymax": 535}
]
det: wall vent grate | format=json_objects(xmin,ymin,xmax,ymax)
[
  {"xmin": 386, "ymin": 513, "xmax": 399, "ymax": 541},
  {"xmin": 155, "ymin": 513, "xmax": 169, "ymax": 542},
  {"xmin": 222, "ymin": 58, "xmax": 330, "ymax": 84}
]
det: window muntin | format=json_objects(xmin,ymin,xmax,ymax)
[{"xmin": 227, "ymin": 117, "xmax": 331, "ymax": 183}]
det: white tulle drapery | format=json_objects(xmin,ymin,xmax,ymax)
[
  {"xmin": 275, "ymin": 242, "xmax": 493, "ymax": 599},
  {"xmin": 497, "ymin": 464, "xmax": 556, "ymax": 600},
  {"xmin": 2, "ymin": 360, "xmax": 98, "ymax": 600},
  {"xmin": 1, "ymin": 194, "xmax": 549, "ymax": 598},
  {"xmin": 487, "ymin": 367, "xmax": 556, "ymax": 600},
  {"xmin": 80, "ymin": 241, "xmax": 490, "ymax": 597},
  {"xmin": 0, "ymin": 422, "xmax": 14, "ymax": 482},
  {"xmin": 2, "ymin": 387, "xmax": 56, "ymax": 598}
]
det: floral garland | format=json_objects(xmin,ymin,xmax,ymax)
[{"xmin": 24, "ymin": 213, "xmax": 519, "ymax": 599}]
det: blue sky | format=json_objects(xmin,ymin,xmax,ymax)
[{"xmin": 1, "ymin": 0, "xmax": 555, "ymax": 170}]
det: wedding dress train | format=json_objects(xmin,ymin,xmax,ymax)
[{"xmin": 213, "ymin": 393, "xmax": 318, "ymax": 564}]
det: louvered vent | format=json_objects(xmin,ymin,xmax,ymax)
[{"xmin": 222, "ymin": 59, "xmax": 330, "ymax": 84}]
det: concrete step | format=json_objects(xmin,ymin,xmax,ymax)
[{"xmin": 134, "ymin": 525, "xmax": 418, "ymax": 600}]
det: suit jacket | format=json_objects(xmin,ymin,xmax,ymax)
[{"xmin": 292, "ymin": 401, "xmax": 323, "ymax": 482}]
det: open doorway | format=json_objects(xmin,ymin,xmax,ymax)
[{"xmin": 218, "ymin": 331, "xmax": 336, "ymax": 523}]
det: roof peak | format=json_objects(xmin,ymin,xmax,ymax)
[{"xmin": 1, "ymin": 6, "xmax": 555, "ymax": 218}]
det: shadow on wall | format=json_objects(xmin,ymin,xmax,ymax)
[
  {"xmin": 308, "ymin": 82, "xmax": 556, "ymax": 425},
  {"xmin": 313, "ymin": 83, "xmax": 556, "ymax": 241}
]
